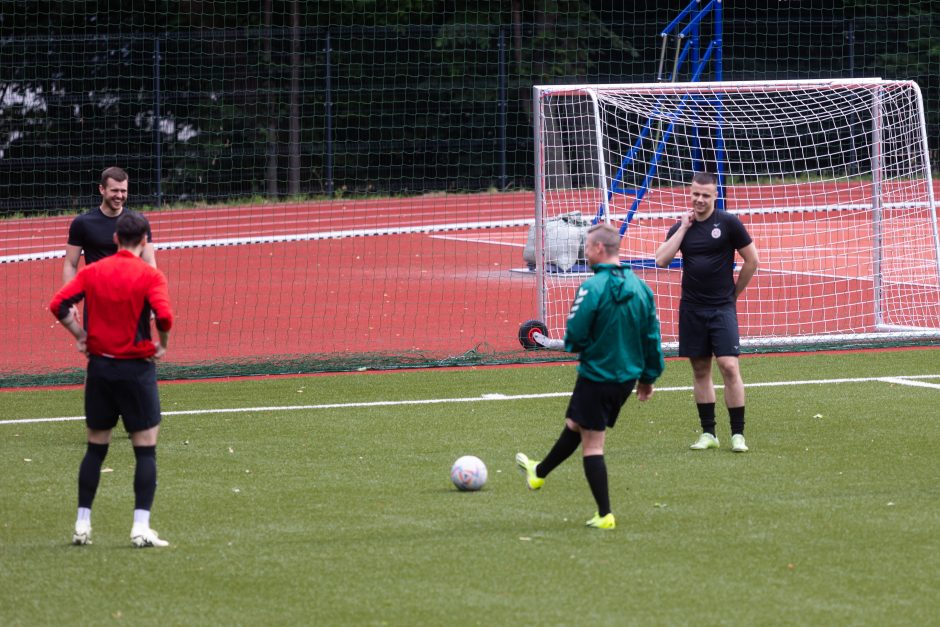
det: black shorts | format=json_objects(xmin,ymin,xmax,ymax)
[
  {"xmin": 678, "ymin": 304, "xmax": 741, "ymax": 358},
  {"xmin": 566, "ymin": 376, "xmax": 636, "ymax": 431},
  {"xmin": 85, "ymin": 356, "xmax": 162, "ymax": 433}
]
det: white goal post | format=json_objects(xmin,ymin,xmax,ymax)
[{"xmin": 531, "ymin": 78, "xmax": 940, "ymax": 352}]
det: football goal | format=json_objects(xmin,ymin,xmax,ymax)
[{"xmin": 531, "ymin": 78, "xmax": 940, "ymax": 351}]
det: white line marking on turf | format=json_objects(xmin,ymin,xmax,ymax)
[
  {"xmin": 2, "ymin": 374, "xmax": 938, "ymax": 426},
  {"xmin": 877, "ymin": 377, "xmax": 940, "ymax": 390},
  {"xmin": 429, "ymin": 234, "xmax": 526, "ymax": 247}
]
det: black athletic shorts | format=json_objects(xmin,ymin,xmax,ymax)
[
  {"xmin": 678, "ymin": 303, "xmax": 741, "ymax": 358},
  {"xmin": 85, "ymin": 355, "xmax": 161, "ymax": 433},
  {"xmin": 566, "ymin": 376, "xmax": 636, "ymax": 431}
]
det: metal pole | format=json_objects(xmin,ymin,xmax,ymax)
[
  {"xmin": 533, "ymin": 86, "xmax": 546, "ymax": 323},
  {"xmin": 714, "ymin": 0, "xmax": 727, "ymax": 211},
  {"xmin": 325, "ymin": 30, "xmax": 334, "ymax": 198},
  {"xmin": 911, "ymin": 81, "xmax": 940, "ymax": 298},
  {"xmin": 846, "ymin": 19, "xmax": 855, "ymax": 77},
  {"xmin": 153, "ymin": 35, "xmax": 162, "ymax": 207},
  {"xmin": 656, "ymin": 35, "xmax": 669, "ymax": 81},
  {"xmin": 671, "ymin": 35, "xmax": 684, "ymax": 82},
  {"xmin": 588, "ymin": 90, "xmax": 610, "ymax": 226},
  {"xmin": 871, "ymin": 84, "xmax": 884, "ymax": 327},
  {"xmin": 498, "ymin": 27, "xmax": 508, "ymax": 191},
  {"xmin": 714, "ymin": 0, "xmax": 723, "ymax": 81}
]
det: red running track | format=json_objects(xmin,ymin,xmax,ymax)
[
  {"xmin": 2, "ymin": 192, "xmax": 538, "ymax": 376},
  {"xmin": 2, "ymin": 186, "xmax": 939, "ymax": 377}
]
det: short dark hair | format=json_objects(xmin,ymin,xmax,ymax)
[
  {"xmin": 587, "ymin": 222, "xmax": 621, "ymax": 255},
  {"xmin": 100, "ymin": 166, "xmax": 129, "ymax": 186},
  {"xmin": 115, "ymin": 211, "xmax": 150, "ymax": 246},
  {"xmin": 692, "ymin": 171, "xmax": 717, "ymax": 187}
]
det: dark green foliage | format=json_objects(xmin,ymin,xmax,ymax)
[{"xmin": 1, "ymin": 2, "xmax": 937, "ymax": 214}]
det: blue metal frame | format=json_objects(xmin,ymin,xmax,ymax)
[{"xmin": 596, "ymin": 0, "xmax": 726, "ymax": 235}]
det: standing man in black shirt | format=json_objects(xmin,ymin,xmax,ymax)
[
  {"xmin": 63, "ymin": 167, "xmax": 156, "ymax": 283},
  {"xmin": 655, "ymin": 171, "xmax": 759, "ymax": 453}
]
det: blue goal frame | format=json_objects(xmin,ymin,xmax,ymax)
[{"xmin": 595, "ymin": 0, "xmax": 728, "ymax": 239}]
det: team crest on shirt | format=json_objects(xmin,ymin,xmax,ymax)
[{"xmin": 711, "ymin": 227, "xmax": 721, "ymax": 239}]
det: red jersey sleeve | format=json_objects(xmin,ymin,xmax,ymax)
[
  {"xmin": 50, "ymin": 272, "xmax": 86, "ymax": 320},
  {"xmin": 149, "ymin": 269, "xmax": 174, "ymax": 332}
]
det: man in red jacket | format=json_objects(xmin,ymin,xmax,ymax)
[{"xmin": 50, "ymin": 211, "xmax": 174, "ymax": 548}]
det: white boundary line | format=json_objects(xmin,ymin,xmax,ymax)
[
  {"xmin": 8, "ymin": 199, "xmax": 939, "ymax": 264},
  {"xmin": 2, "ymin": 374, "xmax": 938, "ymax": 426},
  {"xmin": 876, "ymin": 377, "xmax": 940, "ymax": 390},
  {"xmin": 0, "ymin": 219, "xmax": 534, "ymax": 264}
]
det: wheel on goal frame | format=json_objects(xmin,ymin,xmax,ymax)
[{"xmin": 518, "ymin": 319, "xmax": 549, "ymax": 350}]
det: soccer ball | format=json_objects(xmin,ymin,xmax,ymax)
[{"xmin": 450, "ymin": 455, "xmax": 487, "ymax": 491}]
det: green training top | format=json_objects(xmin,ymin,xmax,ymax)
[{"xmin": 563, "ymin": 263, "xmax": 665, "ymax": 385}]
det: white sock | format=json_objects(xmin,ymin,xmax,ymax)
[
  {"xmin": 133, "ymin": 509, "xmax": 151, "ymax": 527},
  {"xmin": 77, "ymin": 507, "xmax": 91, "ymax": 524}
]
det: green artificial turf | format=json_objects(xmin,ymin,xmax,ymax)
[{"xmin": 1, "ymin": 350, "xmax": 938, "ymax": 625}]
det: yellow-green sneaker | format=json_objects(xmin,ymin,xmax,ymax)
[
  {"xmin": 514, "ymin": 452, "xmax": 544, "ymax": 490},
  {"xmin": 730, "ymin": 433, "xmax": 749, "ymax": 453},
  {"xmin": 690, "ymin": 433, "xmax": 720, "ymax": 450},
  {"xmin": 585, "ymin": 512, "xmax": 616, "ymax": 530}
]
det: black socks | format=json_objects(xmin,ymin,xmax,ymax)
[
  {"xmin": 133, "ymin": 446, "xmax": 158, "ymax": 511},
  {"xmin": 77, "ymin": 442, "xmax": 109, "ymax": 508},
  {"xmin": 697, "ymin": 402, "xmax": 716, "ymax": 436},
  {"xmin": 583, "ymin": 455, "xmax": 610, "ymax": 517},
  {"xmin": 536, "ymin": 426, "xmax": 581, "ymax": 478},
  {"xmin": 533, "ymin": 427, "xmax": 612, "ymax": 516},
  {"xmin": 729, "ymin": 406, "xmax": 745, "ymax": 436},
  {"xmin": 699, "ymin": 403, "xmax": 746, "ymax": 436}
]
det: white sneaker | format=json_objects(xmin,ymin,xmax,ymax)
[
  {"xmin": 131, "ymin": 525, "xmax": 169, "ymax": 548},
  {"xmin": 72, "ymin": 520, "xmax": 92, "ymax": 545},
  {"xmin": 689, "ymin": 433, "xmax": 720, "ymax": 450},
  {"xmin": 730, "ymin": 434, "xmax": 749, "ymax": 453}
]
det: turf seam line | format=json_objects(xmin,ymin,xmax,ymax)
[{"xmin": 2, "ymin": 374, "xmax": 938, "ymax": 426}]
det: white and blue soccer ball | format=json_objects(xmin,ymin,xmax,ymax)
[{"xmin": 450, "ymin": 455, "xmax": 487, "ymax": 491}]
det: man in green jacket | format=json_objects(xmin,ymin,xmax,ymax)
[{"xmin": 516, "ymin": 223, "xmax": 665, "ymax": 530}]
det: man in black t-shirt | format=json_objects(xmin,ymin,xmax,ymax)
[
  {"xmin": 63, "ymin": 167, "xmax": 155, "ymax": 283},
  {"xmin": 655, "ymin": 172, "xmax": 759, "ymax": 453}
]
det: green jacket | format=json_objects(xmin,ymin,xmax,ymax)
[{"xmin": 564, "ymin": 264, "xmax": 665, "ymax": 385}]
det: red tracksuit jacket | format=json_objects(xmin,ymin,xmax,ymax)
[{"xmin": 50, "ymin": 250, "xmax": 174, "ymax": 359}]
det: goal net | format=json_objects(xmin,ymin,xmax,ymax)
[{"xmin": 531, "ymin": 79, "xmax": 940, "ymax": 351}]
